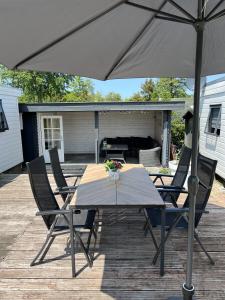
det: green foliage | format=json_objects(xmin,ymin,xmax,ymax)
[
  {"xmin": 126, "ymin": 92, "xmax": 143, "ymax": 102},
  {"xmin": 159, "ymin": 167, "xmax": 171, "ymax": 175},
  {"xmin": 0, "ymin": 65, "xmax": 74, "ymax": 103},
  {"xmin": 104, "ymin": 92, "xmax": 122, "ymax": 102},
  {"xmin": 63, "ymin": 77, "xmax": 94, "ymax": 102},
  {"xmin": 140, "ymin": 79, "xmax": 155, "ymax": 101},
  {"xmin": 105, "ymin": 160, "xmax": 123, "ymax": 171},
  {"xmin": 92, "ymin": 91, "xmax": 105, "ymax": 102},
  {"xmin": 128, "ymin": 77, "xmax": 187, "ymax": 102},
  {"xmin": 0, "ymin": 65, "xmax": 95, "ymax": 103},
  {"xmin": 171, "ymin": 112, "xmax": 185, "ymax": 149},
  {"xmin": 151, "ymin": 78, "xmax": 187, "ymax": 101}
]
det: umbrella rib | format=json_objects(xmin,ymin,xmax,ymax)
[
  {"xmin": 13, "ymin": 0, "xmax": 126, "ymax": 69},
  {"xmin": 155, "ymin": 15, "xmax": 193, "ymax": 25},
  {"xmin": 205, "ymin": 0, "xmax": 225, "ymax": 19},
  {"xmin": 207, "ymin": 7, "xmax": 225, "ymax": 21},
  {"xmin": 126, "ymin": 1, "xmax": 194, "ymax": 24},
  {"xmin": 168, "ymin": 0, "xmax": 196, "ymax": 21},
  {"xmin": 104, "ymin": 0, "xmax": 169, "ymax": 80},
  {"xmin": 104, "ymin": 0, "xmax": 194, "ymax": 80}
]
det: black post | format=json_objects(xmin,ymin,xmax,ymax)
[
  {"xmin": 182, "ymin": 17, "xmax": 204, "ymax": 299},
  {"xmin": 94, "ymin": 111, "xmax": 99, "ymax": 163}
]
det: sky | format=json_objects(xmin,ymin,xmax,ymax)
[{"xmin": 91, "ymin": 74, "xmax": 225, "ymax": 98}]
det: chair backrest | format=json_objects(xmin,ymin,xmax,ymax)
[
  {"xmin": 27, "ymin": 156, "xmax": 60, "ymax": 229},
  {"xmin": 183, "ymin": 153, "xmax": 217, "ymax": 227},
  {"xmin": 163, "ymin": 146, "xmax": 192, "ymax": 204},
  {"xmin": 49, "ymin": 148, "xmax": 68, "ymax": 200},
  {"xmin": 171, "ymin": 146, "xmax": 192, "ymax": 187}
]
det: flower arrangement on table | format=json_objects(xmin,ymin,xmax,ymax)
[{"xmin": 105, "ymin": 160, "xmax": 123, "ymax": 181}]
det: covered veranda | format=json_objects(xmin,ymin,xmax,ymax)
[{"xmin": 19, "ymin": 101, "xmax": 185, "ymax": 166}]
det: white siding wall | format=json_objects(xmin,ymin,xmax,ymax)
[
  {"xmin": 37, "ymin": 112, "xmax": 95, "ymax": 154},
  {"xmin": 62, "ymin": 112, "xmax": 95, "ymax": 153},
  {"xmin": 0, "ymin": 86, "xmax": 23, "ymax": 173},
  {"xmin": 37, "ymin": 111, "xmax": 162, "ymax": 155},
  {"xmin": 99, "ymin": 111, "xmax": 158, "ymax": 142},
  {"xmin": 200, "ymin": 79, "xmax": 225, "ymax": 179}
]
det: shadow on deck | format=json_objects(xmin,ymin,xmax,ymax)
[{"xmin": 0, "ymin": 174, "xmax": 225, "ymax": 299}]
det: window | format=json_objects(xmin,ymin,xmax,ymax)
[
  {"xmin": 206, "ymin": 104, "xmax": 221, "ymax": 136},
  {"xmin": 0, "ymin": 99, "xmax": 9, "ymax": 132}
]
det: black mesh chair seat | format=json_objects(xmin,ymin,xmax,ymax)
[{"xmin": 55, "ymin": 209, "xmax": 96, "ymax": 231}]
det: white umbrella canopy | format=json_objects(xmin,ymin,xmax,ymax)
[
  {"xmin": 1, "ymin": 1, "xmax": 225, "ymax": 300},
  {"xmin": 0, "ymin": 0, "xmax": 225, "ymax": 79}
]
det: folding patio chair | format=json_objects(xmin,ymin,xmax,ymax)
[
  {"xmin": 49, "ymin": 147, "xmax": 84, "ymax": 202},
  {"xmin": 149, "ymin": 146, "xmax": 192, "ymax": 207},
  {"xmin": 145, "ymin": 153, "xmax": 217, "ymax": 265},
  {"xmin": 27, "ymin": 156, "xmax": 97, "ymax": 273}
]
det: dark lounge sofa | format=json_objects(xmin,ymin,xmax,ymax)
[{"xmin": 100, "ymin": 136, "xmax": 161, "ymax": 166}]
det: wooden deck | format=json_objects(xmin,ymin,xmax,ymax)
[{"xmin": 0, "ymin": 173, "xmax": 225, "ymax": 299}]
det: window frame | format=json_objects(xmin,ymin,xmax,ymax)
[
  {"xmin": 0, "ymin": 99, "xmax": 9, "ymax": 132},
  {"xmin": 205, "ymin": 104, "xmax": 221, "ymax": 137}
]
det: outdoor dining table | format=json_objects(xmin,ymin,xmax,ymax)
[{"xmin": 69, "ymin": 164, "xmax": 165, "ymax": 277}]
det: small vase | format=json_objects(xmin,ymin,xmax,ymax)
[{"xmin": 108, "ymin": 169, "xmax": 120, "ymax": 181}]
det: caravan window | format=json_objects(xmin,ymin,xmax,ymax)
[
  {"xmin": 207, "ymin": 105, "xmax": 221, "ymax": 136},
  {"xmin": 0, "ymin": 99, "xmax": 9, "ymax": 132}
]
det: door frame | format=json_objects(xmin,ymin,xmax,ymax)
[{"xmin": 40, "ymin": 115, "xmax": 64, "ymax": 163}]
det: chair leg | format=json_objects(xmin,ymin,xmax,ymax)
[
  {"xmin": 194, "ymin": 230, "xmax": 215, "ymax": 265},
  {"xmin": 160, "ymin": 177, "xmax": 164, "ymax": 185},
  {"xmin": 74, "ymin": 230, "xmax": 92, "ymax": 267},
  {"xmin": 152, "ymin": 214, "xmax": 183, "ymax": 265},
  {"xmin": 86, "ymin": 228, "xmax": 94, "ymax": 254},
  {"xmin": 39, "ymin": 236, "xmax": 55, "ymax": 262},
  {"xmin": 143, "ymin": 210, "xmax": 159, "ymax": 251},
  {"xmin": 30, "ymin": 233, "xmax": 53, "ymax": 266},
  {"xmin": 143, "ymin": 219, "xmax": 148, "ymax": 231},
  {"xmin": 88, "ymin": 225, "xmax": 98, "ymax": 262},
  {"xmin": 69, "ymin": 210, "xmax": 76, "ymax": 278}
]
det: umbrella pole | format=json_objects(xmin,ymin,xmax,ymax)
[{"xmin": 182, "ymin": 20, "xmax": 204, "ymax": 300}]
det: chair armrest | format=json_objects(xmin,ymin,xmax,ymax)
[
  {"xmin": 64, "ymin": 174, "xmax": 83, "ymax": 178},
  {"xmin": 158, "ymin": 188, "xmax": 188, "ymax": 194},
  {"xmin": 54, "ymin": 190, "xmax": 74, "ymax": 196},
  {"xmin": 149, "ymin": 173, "xmax": 174, "ymax": 178},
  {"xmin": 165, "ymin": 208, "xmax": 209, "ymax": 214},
  {"xmin": 165, "ymin": 208, "xmax": 189, "ymax": 214},
  {"xmin": 36, "ymin": 209, "xmax": 70, "ymax": 216},
  {"xmin": 56, "ymin": 186, "xmax": 77, "ymax": 192},
  {"xmin": 156, "ymin": 185, "xmax": 185, "ymax": 190}
]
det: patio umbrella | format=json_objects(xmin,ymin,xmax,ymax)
[{"xmin": 1, "ymin": 0, "xmax": 225, "ymax": 299}]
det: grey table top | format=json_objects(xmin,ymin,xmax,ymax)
[{"xmin": 70, "ymin": 164, "xmax": 165, "ymax": 209}]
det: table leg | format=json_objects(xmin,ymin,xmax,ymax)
[
  {"xmin": 160, "ymin": 207, "xmax": 165, "ymax": 276},
  {"xmin": 70, "ymin": 209, "xmax": 76, "ymax": 277}
]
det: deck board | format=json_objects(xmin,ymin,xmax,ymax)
[{"xmin": 0, "ymin": 173, "xmax": 225, "ymax": 299}]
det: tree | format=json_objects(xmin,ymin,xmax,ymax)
[
  {"xmin": 63, "ymin": 77, "xmax": 94, "ymax": 102},
  {"xmin": 0, "ymin": 66, "xmax": 74, "ymax": 102},
  {"xmin": 152, "ymin": 78, "xmax": 187, "ymax": 101},
  {"xmin": 126, "ymin": 92, "xmax": 143, "ymax": 102},
  {"xmin": 0, "ymin": 65, "xmax": 94, "ymax": 103},
  {"xmin": 171, "ymin": 112, "xmax": 185, "ymax": 149},
  {"xmin": 104, "ymin": 92, "xmax": 122, "ymax": 102},
  {"xmin": 92, "ymin": 91, "xmax": 105, "ymax": 102},
  {"xmin": 140, "ymin": 79, "xmax": 155, "ymax": 101}
]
